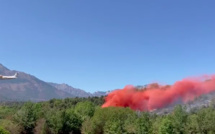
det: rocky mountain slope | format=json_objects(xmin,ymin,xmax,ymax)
[
  {"xmin": 49, "ymin": 83, "xmax": 107, "ymax": 97},
  {"xmin": 0, "ymin": 64, "xmax": 106, "ymax": 101},
  {"xmin": 0, "ymin": 64, "xmax": 75, "ymax": 101},
  {"xmin": 48, "ymin": 83, "xmax": 92, "ymax": 97}
]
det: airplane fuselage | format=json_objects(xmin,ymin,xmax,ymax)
[{"xmin": 0, "ymin": 73, "xmax": 18, "ymax": 80}]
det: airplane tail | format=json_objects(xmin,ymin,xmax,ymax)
[{"xmin": 14, "ymin": 73, "xmax": 18, "ymax": 77}]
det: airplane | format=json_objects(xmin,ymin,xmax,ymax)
[{"xmin": 0, "ymin": 73, "xmax": 18, "ymax": 80}]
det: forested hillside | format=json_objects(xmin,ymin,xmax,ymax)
[{"xmin": 1, "ymin": 96, "xmax": 215, "ymax": 134}]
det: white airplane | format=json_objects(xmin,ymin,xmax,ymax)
[{"xmin": 0, "ymin": 73, "xmax": 18, "ymax": 80}]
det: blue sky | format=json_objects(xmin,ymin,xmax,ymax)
[{"xmin": 0, "ymin": 0, "xmax": 215, "ymax": 93}]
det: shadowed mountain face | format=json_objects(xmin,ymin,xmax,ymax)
[
  {"xmin": 0, "ymin": 64, "xmax": 107, "ymax": 101},
  {"xmin": 92, "ymin": 91, "xmax": 107, "ymax": 97},
  {"xmin": 0, "ymin": 64, "xmax": 74, "ymax": 101},
  {"xmin": 48, "ymin": 83, "xmax": 92, "ymax": 98},
  {"xmin": 49, "ymin": 83, "xmax": 107, "ymax": 97}
]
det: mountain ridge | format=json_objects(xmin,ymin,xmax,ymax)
[
  {"xmin": 48, "ymin": 82, "xmax": 107, "ymax": 97},
  {"xmin": 0, "ymin": 64, "xmax": 106, "ymax": 101}
]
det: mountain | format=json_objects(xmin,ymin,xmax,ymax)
[
  {"xmin": 92, "ymin": 91, "xmax": 107, "ymax": 97},
  {"xmin": 0, "ymin": 64, "xmax": 75, "ymax": 101},
  {"xmin": 0, "ymin": 64, "xmax": 108, "ymax": 101},
  {"xmin": 48, "ymin": 83, "xmax": 92, "ymax": 97},
  {"xmin": 49, "ymin": 83, "xmax": 107, "ymax": 97}
]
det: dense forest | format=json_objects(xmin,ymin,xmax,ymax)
[{"xmin": 0, "ymin": 96, "xmax": 215, "ymax": 134}]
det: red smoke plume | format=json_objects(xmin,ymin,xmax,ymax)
[{"xmin": 102, "ymin": 75, "xmax": 215, "ymax": 111}]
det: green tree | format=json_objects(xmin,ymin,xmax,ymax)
[
  {"xmin": 151, "ymin": 116, "xmax": 162, "ymax": 134},
  {"xmin": 45, "ymin": 109, "xmax": 63, "ymax": 134},
  {"xmin": 186, "ymin": 108, "xmax": 215, "ymax": 133},
  {"xmin": 104, "ymin": 120, "xmax": 123, "ymax": 134},
  {"xmin": 14, "ymin": 102, "xmax": 41, "ymax": 134},
  {"xmin": 123, "ymin": 112, "xmax": 138, "ymax": 134},
  {"xmin": 0, "ymin": 126, "xmax": 10, "ymax": 134},
  {"xmin": 136, "ymin": 112, "xmax": 151, "ymax": 134},
  {"xmin": 81, "ymin": 117, "xmax": 94, "ymax": 134},
  {"xmin": 74, "ymin": 101, "xmax": 95, "ymax": 120},
  {"xmin": 0, "ymin": 106, "xmax": 16, "ymax": 119},
  {"xmin": 185, "ymin": 114, "xmax": 199, "ymax": 134},
  {"xmin": 87, "ymin": 107, "xmax": 135, "ymax": 134},
  {"xmin": 61, "ymin": 108, "xmax": 82, "ymax": 134},
  {"xmin": 158, "ymin": 116, "xmax": 174, "ymax": 134},
  {"xmin": 171, "ymin": 105, "xmax": 187, "ymax": 134},
  {"xmin": 0, "ymin": 119, "xmax": 21, "ymax": 134}
]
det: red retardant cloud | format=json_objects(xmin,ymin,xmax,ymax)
[{"xmin": 102, "ymin": 75, "xmax": 215, "ymax": 111}]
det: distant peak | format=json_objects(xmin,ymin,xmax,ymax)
[
  {"xmin": 0, "ymin": 63, "xmax": 5, "ymax": 67},
  {"xmin": 0, "ymin": 63, "xmax": 10, "ymax": 71}
]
